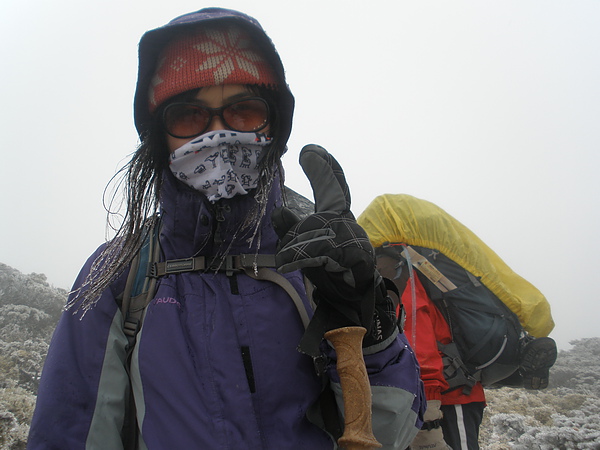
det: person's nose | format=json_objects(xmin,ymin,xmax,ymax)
[{"xmin": 206, "ymin": 113, "xmax": 226, "ymax": 132}]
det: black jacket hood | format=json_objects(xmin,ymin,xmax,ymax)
[{"xmin": 133, "ymin": 7, "xmax": 294, "ymax": 152}]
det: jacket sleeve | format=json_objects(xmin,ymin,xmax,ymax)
[
  {"xmin": 28, "ymin": 247, "xmax": 130, "ymax": 450},
  {"xmin": 328, "ymin": 329, "xmax": 426, "ymax": 449},
  {"xmin": 401, "ymin": 272, "xmax": 450, "ymax": 402}
]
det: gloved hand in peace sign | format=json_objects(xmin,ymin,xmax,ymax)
[{"xmin": 273, "ymin": 145, "xmax": 398, "ymax": 353}]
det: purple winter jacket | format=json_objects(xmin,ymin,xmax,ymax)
[
  {"xmin": 28, "ymin": 174, "xmax": 424, "ymax": 449},
  {"xmin": 28, "ymin": 7, "xmax": 424, "ymax": 449}
]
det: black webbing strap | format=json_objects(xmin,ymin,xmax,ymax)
[
  {"xmin": 243, "ymin": 266, "xmax": 311, "ymax": 330},
  {"xmin": 149, "ymin": 254, "xmax": 277, "ymax": 277},
  {"xmin": 438, "ymin": 341, "xmax": 480, "ymax": 395},
  {"xmin": 421, "ymin": 419, "xmax": 442, "ymax": 431}
]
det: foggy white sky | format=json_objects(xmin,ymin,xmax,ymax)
[{"xmin": 1, "ymin": 0, "xmax": 599, "ymax": 351}]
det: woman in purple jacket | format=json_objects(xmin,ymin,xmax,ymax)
[{"xmin": 28, "ymin": 8, "xmax": 424, "ymax": 449}]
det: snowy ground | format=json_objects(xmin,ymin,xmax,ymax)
[{"xmin": 480, "ymin": 338, "xmax": 600, "ymax": 449}]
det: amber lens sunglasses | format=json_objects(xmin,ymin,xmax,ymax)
[{"xmin": 162, "ymin": 97, "xmax": 270, "ymax": 139}]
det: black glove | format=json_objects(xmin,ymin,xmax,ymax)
[{"xmin": 273, "ymin": 145, "xmax": 397, "ymax": 353}]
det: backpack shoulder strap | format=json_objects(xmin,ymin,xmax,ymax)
[
  {"xmin": 243, "ymin": 267, "xmax": 312, "ymax": 329},
  {"xmin": 120, "ymin": 217, "xmax": 161, "ymax": 450},
  {"xmin": 121, "ymin": 217, "xmax": 162, "ymax": 348}
]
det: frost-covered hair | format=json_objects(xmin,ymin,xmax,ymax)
[{"xmin": 67, "ymin": 85, "xmax": 286, "ymax": 313}]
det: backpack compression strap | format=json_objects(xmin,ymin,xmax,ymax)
[
  {"xmin": 402, "ymin": 246, "xmax": 457, "ymax": 292},
  {"xmin": 437, "ymin": 341, "xmax": 480, "ymax": 395}
]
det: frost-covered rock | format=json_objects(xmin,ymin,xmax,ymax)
[
  {"xmin": 0, "ymin": 264, "xmax": 66, "ymax": 449},
  {"xmin": 481, "ymin": 339, "xmax": 600, "ymax": 449}
]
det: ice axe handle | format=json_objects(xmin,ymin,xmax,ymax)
[{"xmin": 324, "ymin": 326, "xmax": 382, "ymax": 450}]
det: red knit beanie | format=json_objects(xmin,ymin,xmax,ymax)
[{"xmin": 148, "ymin": 24, "xmax": 278, "ymax": 112}]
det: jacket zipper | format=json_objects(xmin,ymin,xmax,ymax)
[{"xmin": 213, "ymin": 203, "xmax": 231, "ymax": 246}]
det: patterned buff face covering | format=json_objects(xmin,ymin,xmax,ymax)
[{"xmin": 169, "ymin": 130, "xmax": 272, "ymax": 202}]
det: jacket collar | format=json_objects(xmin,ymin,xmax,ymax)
[{"xmin": 158, "ymin": 169, "xmax": 282, "ymax": 260}]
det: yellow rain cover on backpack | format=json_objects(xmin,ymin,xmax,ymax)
[{"xmin": 357, "ymin": 194, "xmax": 554, "ymax": 337}]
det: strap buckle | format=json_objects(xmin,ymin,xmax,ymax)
[
  {"xmin": 149, "ymin": 256, "xmax": 206, "ymax": 278},
  {"xmin": 312, "ymin": 355, "xmax": 327, "ymax": 377},
  {"xmin": 224, "ymin": 255, "xmax": 241, "ymax": 276},
  {"xmin": 421, "ymin": 419, "xmax": 442, "ymax": 431},
  {"xmin": 207, "ymin": 255, "xmax": 241, "ymax": 276}
]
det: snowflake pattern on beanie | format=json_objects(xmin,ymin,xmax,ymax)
[
  {"xmin": 149, "ymin": 25, "xmax": 277, "ymax": 111},
  {"xmin": 196, "ymin": 27, "xmax": 263, "ymax": 84}
]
